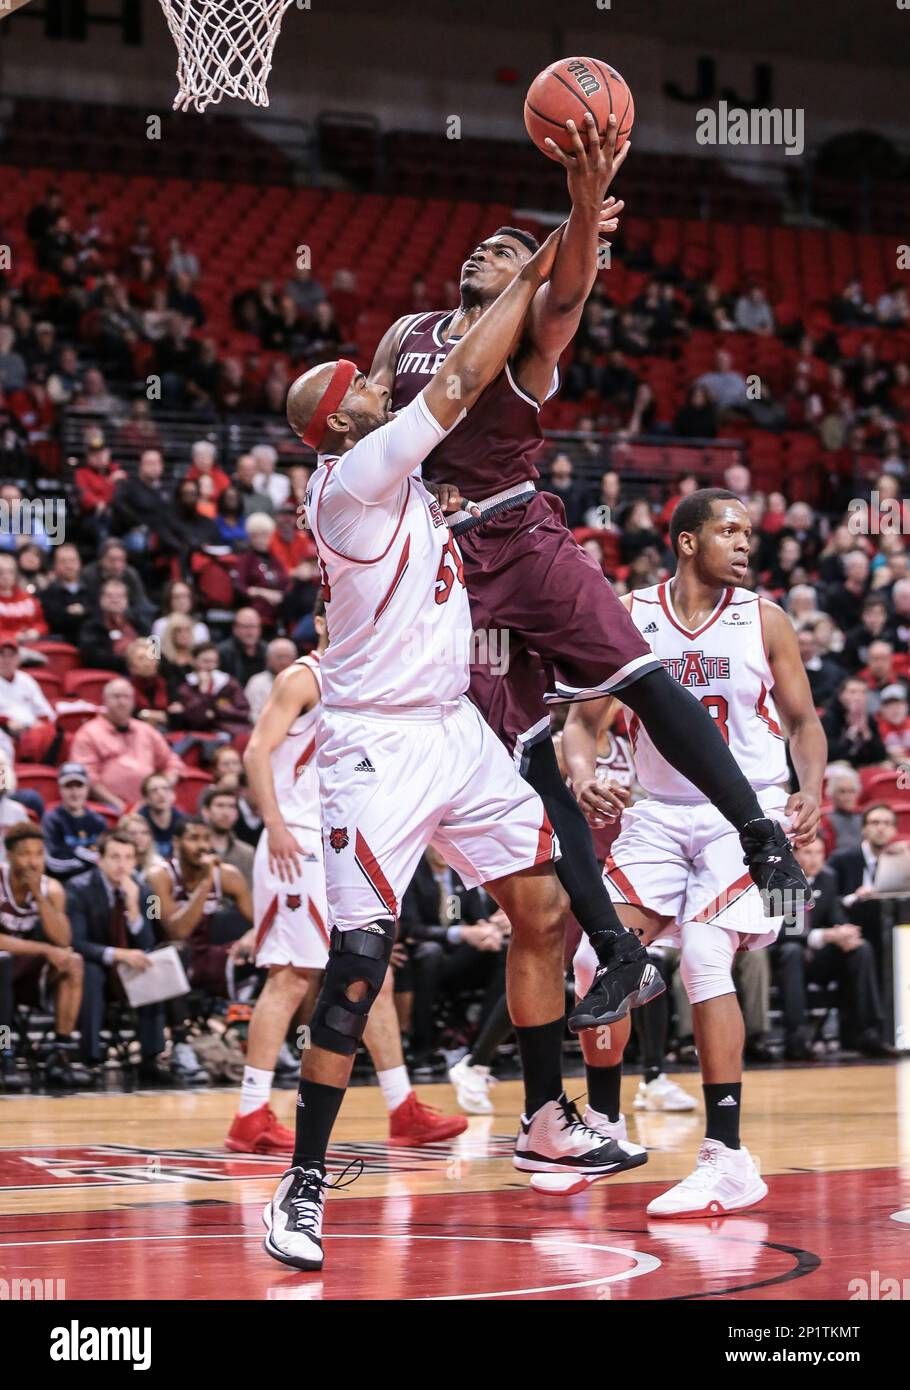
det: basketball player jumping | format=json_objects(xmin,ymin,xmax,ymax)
[
  {"xmin": 541, "ymin": 489, "xmax": 827, "ymax": 1213},
  {"xmin": 225, "ymin": 601, "xmax": 468, "ymax": 1154},
  {"xmin": 371, "ymin": 113, "xmax": 808, "ymax": 1031},
  {"xmin": 264, "ymin": 227, "xmax": 645, "ymax": 1273}
]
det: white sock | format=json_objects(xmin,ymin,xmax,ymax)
[
  {"xmin": 585, "ymin": 1104, "xmax": 616, "ymax": 1129},
  {"xmin": 377, "ymin": 1064, "xmax": 411, "ymax": 1113},
  {"xmin": 238, "ymin": 1065, "xmax": 273, "ymax": 1116}
]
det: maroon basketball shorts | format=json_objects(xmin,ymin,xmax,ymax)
[
  {"xmin": 12, "ymin": 951, "xmax": 51, "ymax": 1006},
  {"xmin": 462, "ymin": 491, "xmax": 661, "ymax": 758}
]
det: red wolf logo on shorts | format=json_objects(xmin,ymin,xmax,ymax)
[
  {"xmin": 285, "ymin": 894, "xmax": 302, "ymax": 910},
  {"xmin": 328, "ymin": 827, "xmax": 349, "ymax": 854}
]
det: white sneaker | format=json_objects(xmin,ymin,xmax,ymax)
[
  {"xmin": 516, "ymin": 1093, "xmax": 647, "ymax": 1185},
  {"xmin": 448, "ymin": 1056, "xmax": 495, "ymax": 1115},
  {"xmin": 263, "ymin": 1166, "xmax": 328, "ymax": 1270},
  {"xmin": 647, "ymin": 1139, "xmax": 768, "ymax": 1218},
  {"xmin": 633, "ymin": 1074, "xmax": 697, "ymax": 1112},
  {"xmin": 530, "ymin": 1108, "xmax": 647, "ymax": 1195}
]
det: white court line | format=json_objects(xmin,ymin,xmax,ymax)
[{"xmin": 0, "ymin": 1230, "xmax": 661, "ymax": 1300}]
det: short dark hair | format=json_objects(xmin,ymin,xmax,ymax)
[
  {"xmin": 141, "ymin": 772, "xmax": 170, "ymax": 796},
  {"xmin": 4, "ymin": 821, "xmax": 43, "ymax": 853},
  {"xmin": 493, "ymin": 226, "xmax": 539, "ymax": 255},
  {"xmin": 669, "ymin": 488, "xmax": 741, "ymax": 556},
  {"xmin": 97, "ymin": 829, "xmax": 138, "ymax": 857},
  {"xmin": 863, "ymin": 802, "xmax": 897, "ymax": 825},
  {"xmin": 174, "ymin": 816, "xmax": 209, "ymax": 838},
  {"xmin": 192, "ymin": 642, "xmax": 219, "ymax": 660},
  {"xmin": 201, "ymin": 786, "xmax": 237, "ymax": 811}
]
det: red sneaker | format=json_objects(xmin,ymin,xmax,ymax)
[
  {"xmin": 388, "ymin": 1091, "xmax": 468, "ymax": 1147},
  {"xmin": 225, "ymin": 1104, "xmax": 294, "ymax": 1155}
]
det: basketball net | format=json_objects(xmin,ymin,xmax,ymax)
[{"xmin": 157, "ymin": 0, "xmax": 295, "ymax": 113}]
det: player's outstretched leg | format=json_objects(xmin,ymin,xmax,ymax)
[
  {"xmin": 227, "ymin": 965, "xmax": 318, "ymax": 1155},
  {"xmin": 647, "ymin": 922, "xmax": 767, "ymax": 1219},
  {"xmin": 620, "ymin": 668, "xmax": 809, "ymax": 914},
  {"xmin": 263, "ymin": 921, "xmax": 394, "ymax": 1271},
  {"xmin": 524, "ymin": 737, "xmax": 666, "ymax": 1027}
]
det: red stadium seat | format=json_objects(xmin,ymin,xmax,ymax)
[
  {"xmin": 172, "ymin": 769, "xmax": 213, "ymax": 815},
  {"xmin": 29, "ymin": 642, "xmax": 80, "ymax": 680},
  {"xmin": 13, "ymin": 764, "xmax": 61, "ymax": 803},
  {"xmin": 859, "ymin": 769, "xmax": 907, "ymax": 806},
  {"xmin": 63, "ymin": 669, "xmax": 115, "ymax": 703},
  {"xmin": 31, "ymin": 669, "xmax": 63, "ymax": 702}
]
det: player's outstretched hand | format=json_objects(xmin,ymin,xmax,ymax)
[
  {"xmin": 597, "ymin": 195, "xmax": 624, "ymax": 242},
  {"xmin": 784, "ymin": 790, "xmax": 820, "ymax": 847},
  {"xmin": 268, "ymin": 823, "xmax": 306, "ymax": 882},
  {"xmin": 574, "ymin": 777, "xmax": 631, "ymax": 828},
  {"xmin": 544, "ymin": 111, "xmax": 630, "ymax": 210}
]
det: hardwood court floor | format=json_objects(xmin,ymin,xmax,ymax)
[{"xmin": 0, "ymin": 1062, "xmax": 907, "ymax": 1300}]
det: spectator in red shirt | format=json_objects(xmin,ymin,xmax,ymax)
[
  {"xmin": 125, "ymin": 638, "xmax": 170, "ymax": 731},
  {"xmin": 0, "ymin": 553, "xmax": 48, "ymax": 649},
  {"xmin": 877, "ymin": 684, "xmax": 910, "ymax": 764},
  {"xmin": 233, "ymin": 514, "xmax": 289, "ymax": 629},
  {"xmin": 74, "ymin": 436, "xmax": 122, "ymax": 518},
  {"xmin": 186, "ymin": 439, "xmax": 231, "ymax": 500},
  {"xmin": 269, "ymin": 504, "xmax": 316, "ymax": 575}
]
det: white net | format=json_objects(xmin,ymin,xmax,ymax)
[{"xmin": 158, "ymin": 0, "xmax": 296, "ymax": 114}]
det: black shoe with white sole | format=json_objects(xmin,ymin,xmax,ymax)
[
  {"xmin": 740, "ymin": 818, "xmax": 809, "ymax": 917},
  {"xmin": 568, "ymin": 931, "xmax": 665, "ymax": 1032},
  {"xmin": 263, "ymin": 1160, "xmax": 363, "ymax": 1271}
]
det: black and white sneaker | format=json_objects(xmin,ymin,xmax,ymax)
[
  {"xmin": 568, "ymin": 931, "xmax": 665, "ymax": 1032},
  {"xmin": 740, "ymin": 818, "xmax": 809, "ymax": 917},
  {"xmin": 514, "ymin": 1093, "xmax": 648, "ymax": 1178},
  {"xmin": 263, "ymin": 1161, "xmax": 362, "ymax": 1271}
]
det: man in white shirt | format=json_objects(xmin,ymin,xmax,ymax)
[
  {"xmin": 0, "ymin": 641, "xmax": 56, "ymax": 762},
  {"xmin": 251, "ymin": 444, "xmax": 290, "ymax": 509}
]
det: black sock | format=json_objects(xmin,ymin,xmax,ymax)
[
  {"xmin": 516, "ymin": 1015, "xmax": 564, "ymax": 1117},
  {"xmin": 468, "ymin": 994, "xmax": 512, "ymax": 1068},
  {"xmin": 633, "ymin": 955, "xmax": 669, "ymax": 1081},
  {"xmin": 585, "ymin": 1061, "xmax": 622, "ymax": 1122},
  {"xmin": 293, "ymin": 1078, "xmax": 347, "ymax": 1171},
  {"xmin": 623, "ymin": 669, "xmax": 762, "ymax": 830},
  {"xmin": 524, "ymin": 738, "xmax": 625, "ymax": 963},
  {"xmin": 703, "ymin": 1081, "xmax": 742, "ymax": 1150}
]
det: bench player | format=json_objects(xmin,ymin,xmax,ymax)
[
  {"xmin": 371, "ymin": 114, "xmax": 808, "ymax": 1030},
  {"xmin": 263, "ymin": 227, "xmax": 645, "ymax": 1273},
  {"xmin": 542, "ymin": 489, "xmax": 827, "ymax": 1212},
  {"xmin": 224, "ymin": 601, "xmax": 468, "ymax": 1154}
]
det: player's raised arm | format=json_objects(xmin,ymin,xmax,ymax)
[
  {"xmin": 760, "ymin": 599, "xmax": 827, "ymax": 847},
  {"xmin": 421, "ymin": 224, "xmax": 565, "ymax": 430},
  {"xmin": 524, "ymin": 113, "xmax": 629, "ymax": 364},
  {"xmin": 243, "ymin": 662, "xmax": 320, "ymax": 882}
]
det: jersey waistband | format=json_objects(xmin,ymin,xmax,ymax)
[
  {"xmin": 448, "ymin": 481, "xmax": 536, "ymax": 536},
  {"xmin": 321, "ymin": 699, "xmax": 465, "ymax": 723}
]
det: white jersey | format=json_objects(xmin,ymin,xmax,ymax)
[
  {"xmin": 306, "ymin": 392, "xmax": 471, "ymax": 710},
  {"xmin": 625, "ymin": 581, "xmax": 788, "ymax": 801},
  {"xmin": 269, "ymin": 653, "xmax": 322, "ymax": 832}
]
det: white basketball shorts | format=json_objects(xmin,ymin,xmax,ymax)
[
  {"xmin": 252, "ymin": 825, "xmax": 330, "ymax": 969},
  {"xmin": 603, "ymin": 784, "xmax": 790, "ymax": 949},
  {"xmin": 317, "ymin": 695, "xmax": 559, "ymax": 931}
]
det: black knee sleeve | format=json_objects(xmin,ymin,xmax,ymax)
[{"xmin": 310, "ymin": 921, "xmax": 395, "ymax": 1057}]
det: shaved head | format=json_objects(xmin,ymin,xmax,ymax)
[{"xmin": 286, "ymin": 362, "xmax": 342, "ymax": 445}]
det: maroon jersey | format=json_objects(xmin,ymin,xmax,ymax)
[{"xmin": 392, "ymin": 310, "xmax": 557, "ymax": 503}]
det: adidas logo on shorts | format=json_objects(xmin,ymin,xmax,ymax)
[
  {"xmin": 643, "ymin": 621, "xmax": 658, "ymax": 633},
  {"xmin": 354, "ymin": 757, "xmax": 376, "ymax": 773}
]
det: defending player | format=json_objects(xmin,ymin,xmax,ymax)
[
  {"xmin": 371, "ymin": 114, "xmax": 808, "ymax": 1030},
  {"xmin": 264, "ymin": 227, "xmax": 643, "ymax": 1273},
  {"xmin": 225, "ymin": 601, "xmax": 467, "ymax": 1153},
  {"xmin": 543, "ymin": 489, "xmax": 827, "ymax": 1213}
]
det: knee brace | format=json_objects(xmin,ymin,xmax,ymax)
[
  {"xmin": 679, "ymin": 920, "xmax": 737, "ymax": 1006},
  {"xmin": 310, "ymin": 921, "xmax": 395, "ymax": 1056}
]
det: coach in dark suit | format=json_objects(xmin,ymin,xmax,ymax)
[
  {"xmin": 827, "ymin": 803, "xmax": 898, "ymax": 904},
  {"xmin": 772, "ymin": 836, "xmax": 888, "ymax": 1059},
  {"xmin": 67, "ymin": 828, "xmax": 167, "ymax": 1080},
  {"xmin": 396, "ymin": 848, "xmax": 506, "ymax": 1070}
]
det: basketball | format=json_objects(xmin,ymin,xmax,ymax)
[{"xmin": 524, "ymin": 56, "xmax": 635, "ymax": 160}]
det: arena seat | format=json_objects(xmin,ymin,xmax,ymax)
[
  {"xmin": 173, "ymin": 769, "xmax": 214, "ymax": 814},
  {"xmin": 29, "ymin": 642, "xmax": 80, "ymax": 679},
  {"xmin": 63, "ymin": 669, "xmax": 117, "ymax": 703},
  {"xmin": 13, "ymin": 764, "xmax": 61, "ymax": 803}
]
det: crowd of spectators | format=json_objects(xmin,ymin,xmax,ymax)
[{"xmin": 0, "ymin": 184, "xmax": 907, "ymax": 1089}]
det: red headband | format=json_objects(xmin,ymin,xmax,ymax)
[{"xmin": 301, "ymin": 359, "xmax": 358, "ymax": 450}]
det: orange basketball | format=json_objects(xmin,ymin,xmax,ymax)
[{"xmin": 524, "ymin": 56, "xmax": 634, "ymax": 161}]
